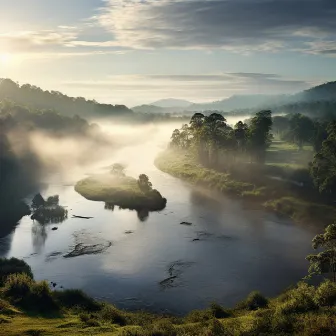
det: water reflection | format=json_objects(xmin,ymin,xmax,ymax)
[
  {"xmin": 105, "ymin": 202, "xmax": 149, "ymax": 222},
  {"xmin": 31, "ymin": 222, "xmax": 47, "ymax": 253},
  {"xmin": 137, "ymin": 209, "xmax": 149, "ymax": 222}
]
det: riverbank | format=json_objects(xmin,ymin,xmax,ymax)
[
  {"xmin": 1, "ymin": 258, "xmax": 335, "ymax": 336},
  {"xmin": 155, "ymin": 149, "xmax": 336, "ymax": 226},
  {"xmin": 75, "ymin": 173, "xmax": 167, "ymax": 211}
]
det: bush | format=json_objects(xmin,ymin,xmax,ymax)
[
  {"xmin": 0, "ymin": 258, "xmax": 33, "ymax": 285},
  {"xmin": 204, "ymin": 319, "xmax": 227, "ymax": 336},
  {"xmin": 100, "ymin": 305, "xmax": 127, "ymax": 326},
  {"xmin": 3, "ymin": 275, "xmax": 58, "ymax": 313},
  {"xmin": 185, "ymin": 309, "xmax": 212, "ymax": 323},
  {"xmin": 302, "ymin": 314, "xmax": 336, "ymax": 336},
  {"xmin": 53, "ymin": 289, "xmax": 101, "ymax": 311},
  {"xmin": 209, "ymin": 303, "xmax": 231, "ymax": 318},
  {"xmin": 277, "ymin": 282, "xmax": 317, "ymax": 315},
  {"xmin": 237, "ymin": 291, "xmax": 268, "ymax": 311},
  {"xmin": 79, "ymin": 313, "xmax": 100, "ymax": 327},
  {"xmin": 29, "ymin": 281, "xmax": 59, "ymax": 312},
  {"xmin": 3, "ymin": 273, "xmax": 33, "ymax": 299},
  {"xmin": 314, "ymin": 280, "xmax": 336, "ymax": 307}
]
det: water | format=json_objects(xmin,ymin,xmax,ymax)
[{"xmin": 0, "ymin": 122, "xmax": 319, "ymax": 315}]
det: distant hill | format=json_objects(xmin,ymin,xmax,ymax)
[
  {"xmin": 291, "ymin": 81, "xmax": 336, "ymax": 103},
  {"xmin": 0, "ymin": 78, "xmax": 133, "ymax": 119},
  {"xmin": 132, "ymin": 104, "xmax": 166, "ymax": 114},
  {"xmin": 189, "ymin": 94, "xmax": 288, "ymax": 112},
  {"xmin": 151, "ymin": 98, "xmax": 193, "ymax": 108}
]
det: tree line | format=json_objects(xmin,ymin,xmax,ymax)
[{"xmin": 169, "ymin": 111, "xmax": 336, "ymax": 197}]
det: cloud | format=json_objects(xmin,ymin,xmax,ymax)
[
  {"xmin": 0, "ymin": 28, "xmax": 78, "ymax": 53},
  {"xmin": 62, "ymin": 73, "xmax": 313, "ymax": 104},
  {"xmin": 95, "ymin": 0, "xmax": 336, "ymax": 53}
]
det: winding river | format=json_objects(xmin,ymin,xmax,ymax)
[{"xmin": 0, "ymin": 122, "xmax": 319, "ymax": 315}]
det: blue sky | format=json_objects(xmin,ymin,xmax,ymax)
[{"xmin": 0, "ymin": 0, "xmax": 335, "ymax": 106}]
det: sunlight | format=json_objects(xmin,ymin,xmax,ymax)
[{"xmin": 0, "ymin": 53, "xmax": 11, "ymax": 64}]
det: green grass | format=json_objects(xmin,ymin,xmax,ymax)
[
  {"xmin": 266, "ymin": 140, "xmax": 314, "ymax": 169},
  {"xmin": 75, "ymin": 173, "xmax": 167, "ymax": 211},
  {"xmin": 155, "ymin": 148, "xmax": 336, "ymax": 226}
]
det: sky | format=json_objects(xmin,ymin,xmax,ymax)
[{"xmin": 0, "ymin": 0, "xmax": 335, "ymax": 106}]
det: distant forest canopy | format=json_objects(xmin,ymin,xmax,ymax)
[{"xmin": 0, "ymin": 78, "xmax": 133, "ymax": 119}]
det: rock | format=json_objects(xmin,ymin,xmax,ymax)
[
  {"xmin": 52, "ymin": 227, "xmax": 58, "ymax": 231},
  {"xmin": 180, "ymin": 221, "xmax": 192, "ymax": 226}
]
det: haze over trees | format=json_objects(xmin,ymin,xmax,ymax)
[{"xmin": 0, "ymin": 78, "xmax": 133, "ymax": 119}]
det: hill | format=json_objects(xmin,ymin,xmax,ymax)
[
  {"xmin": 0, "ymin": 78, "xmax": 133, "ymax": 119},
  {"xmin": 151, "ymin": 98, "xmax": 193, "ymax": 108}
]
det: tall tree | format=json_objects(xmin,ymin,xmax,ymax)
[
  {"xmin": 248, "ymin": 110, "xmax": 273, "ymax": 164},
  {"xmin": 285, "ymin": 113, "xmax": 315, "ymax": 149},
  {"xmin": 310, "ymin": 121, "xmax": 336, "ymax": 196},
  {"xmin": 306, "ymin": 224, "xmax": 336, "ymax": 282}
]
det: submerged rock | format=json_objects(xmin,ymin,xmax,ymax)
[{"xmin": 180, "ymin": 221, "xmax": 192, "ymax": 226}]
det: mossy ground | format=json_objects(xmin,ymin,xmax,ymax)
[
  {"xmin": 154, "ymin": 149, "xmax": 336, "ymax": 226},
  {"xmin": 75, "ymin": 174, "xmax": 166, "ymax": 211}
]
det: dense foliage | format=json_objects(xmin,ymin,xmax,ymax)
[
  {"xmin": 170, "ymin": 110, "xmax": 273, "ymax": 165},
  {"xmin": 310, "ymin": 121, "xmax": 336, "ymax": 196}
]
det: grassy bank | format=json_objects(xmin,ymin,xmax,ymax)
[
  {"xmin": 1, "ymin": 258, "xmax": 336, "ymax": 336},
  {"xmin": 154, "ymin": 150, "xmax": 336, "ymax": 226},
  {"xmin": 75, "ymin": 173, "xmax": 167, "ymax": 211}
]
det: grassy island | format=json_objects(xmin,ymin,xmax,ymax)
[{"xmin": 75, "ymin": 171, "xmax": 167, "ymax": 211}]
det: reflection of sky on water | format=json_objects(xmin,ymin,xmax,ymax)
[{"xmin": 0, "ymin": 122, "xmax": 320, "ymax": 315}]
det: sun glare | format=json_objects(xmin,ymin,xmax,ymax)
[{"xmin": 0, "ymin": 53, "xmax": 11, "ymax": 64}]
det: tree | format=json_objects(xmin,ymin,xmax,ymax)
[
  {"xmin": 272, "ymin": 115, "xmax": 289, "ymax": 138},
  {"xmin": 234, "ymin": 121, "xmax": 249, "ymax": 152},
  {"xmin": 248, "ymin": 110, "xmax": 273, "ymax": 163},
  {"xmin": 285, "ymin": 113, "xmax": 315, "ymax": 149},
  {"xmin": 310, "ymin": 121, "xmax": 336, "ymax": 195},
  {"xmin": 306, "ymin": 224, "xmax": 336, "ymax": 282},
  {"xmin": 111, "ymin": 163, "xmax": 126, "ymax": 176},
  {"xmin": 31, "ymin": 193, "xmax": 45, "ymax": 209},
  {"xmin": 138, "ymin": 174, "xmax": 152, "ymax": 193}
]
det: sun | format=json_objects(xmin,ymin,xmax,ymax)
[{"xmin": 0, "ymin": 53, "xmax": 11, "ymax": 64}]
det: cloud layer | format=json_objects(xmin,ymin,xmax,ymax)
[{"xmin": 97, "ymin": 0, "xmax": 336, "ymax": 53}]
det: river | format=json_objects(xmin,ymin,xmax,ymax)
[{"xmin": 0, "ymin": 122, "xmax": 319, "ymax": 315}]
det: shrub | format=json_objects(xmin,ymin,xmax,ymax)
[
  {"xmin": 0, "ymin": 258, "xmax": 33, "ymax": 285},
  {"xmin": 302, "ymin": 314, "xmax": 336, "ymax": 336},
  {"xmin": 204, "ymin": 319, "xmax": 227, "ymax": 336},
  {"xmin": 79, "ymin": 313, "xmax": 100, "ymax": 327},
  {"xmin": 29, "ymin": 281, "xmax": 59, "ymax": 312},
  {"xmin": 100, "ymin": 305, "xmax": 127, "ymax": 326},
  {"xmin": 277, "ymin": 282, "xmax": 317, "ymax": 315},
  {"xmin": 237, "ymin": 291, "xmax": 268, "ymax": 311},
  {"xmin": 3, "ymin": 273, "xmax": 33, "ymax": 299},
  {"xmin": 314, "ymin": 280, "xmax": 336, "ymax": 307},
  {"xmin": 185, "ymin": 309, "xmax": 212, "ymax": 323},
  {"xmin": 53, "ymin": 289, "xmax": 100, "ymax": 311},
  {"xmin": 150, "ymin": 319, "xmax": 176, "ymax": 336},
  {"xmin": 209, "ymin": 303, "xmax": 231, "ymax": 318}
]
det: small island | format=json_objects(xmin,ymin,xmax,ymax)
[{"xmin": 75, "ymin": 164, "xmax": 167, "ymax": 211}]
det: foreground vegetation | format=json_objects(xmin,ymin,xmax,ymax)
[
  {"xmin": 0, "ymin": 253, "xmax": 335, "ymax": 336},
  {"xmin": 75, "ymin": 168, "xmax": 167, "ymax": 211}
]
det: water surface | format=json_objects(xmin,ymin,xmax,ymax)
[{"xmin": 0, "ymin": 123, "xmax": 318, "ymax": 315}]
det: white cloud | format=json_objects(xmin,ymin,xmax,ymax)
[{"xmin": 94, "ymin": 0, "xmax": 336, "ymax": 53}]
